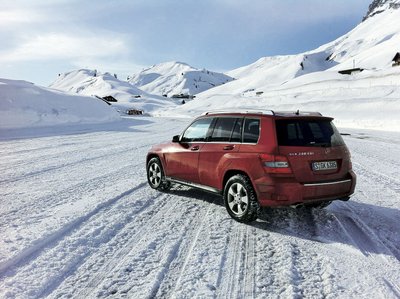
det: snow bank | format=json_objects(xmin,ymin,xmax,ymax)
[{"xmin": 0, "ymin": 78, "xmax": 120, "ymax": 129}]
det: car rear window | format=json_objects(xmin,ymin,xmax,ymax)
[{"xmin": 275, "ymin": 119, "xmax": 344, "ymax": 147}]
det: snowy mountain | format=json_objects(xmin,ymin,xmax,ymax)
[
  {"xmin": 363, "ymin": 0, "xmax": 400, "ymax": 20},
  {"xmin": 224, "ymin": 1, "xmax": 400, "ymax": 90},
  {"xmin": 158, "ymin": 3, "xmax": 400, "ymax": 131},
  {"xmin": 128, "ymin": 61, "xmax": 234, "ymax": 97},
  {"xmin": 49, "ymin": 69, "xmax": 179, "ymax": 114},
  {"xmin": 0, "ymin": 78, "xmax": 119, "ymax": 129}
]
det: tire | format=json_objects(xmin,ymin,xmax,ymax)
[
  {"xmin": 223, "ymin": 174, "xmax": 260, "ymax": 223},
  {"xmin": 147, "ymin": 157, "xmax": 171, "ymax": 191}
]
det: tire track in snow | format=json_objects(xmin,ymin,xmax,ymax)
[
  {"xmin": 216, "ymin": 222, "xmax": 248, "ymax": 299},
  {"xmin": 284, "ymin": 210, "xmax": 335, "ymax": 299},
  {"xmin": 0, "ymin": 142, "xmax": 152, "ymax": 185},
  {"xmin": 90, "ymin": 197, "xmax": 208, "ymax": 298},
  {"xmin": 71, "ymin": 192, "xmax": 178, "ymax": 298},
  {"xmin": 42, "ymin": 191, "xmax": 175, "ymax": 299},
  {"xmin": 332, "ymin": 203, "xmax": 400, "ymax": 260},
  {"xmin": 243, "ymin": 225, "xmax": 257, "ymax": 298},
  {"xmin": 0, "ymin": 133, "xmax": 131, "ymax": 165},
  {"xmin": 0, "ymin": 159, "xmax": 143, "ymax": 227},
  {"xmin": 0, "ymin": 182, "xmax": 148, "ymax": 280},
  {"xmin": 157, "ymin": 199, "xmax": 215, "ymax": 297},
  {"xmin": 250, "ymin": 228, "xmax": 295, "ymax": 298},
  {"xmin": 353, "ymin": 161, "xmax": 400, "ymax": 195},
  {"xmin": 326, "ymin": 206, "xmax": 400, "ymax": 298}
]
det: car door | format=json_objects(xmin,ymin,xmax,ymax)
[
  {"xmin": 164, "ymin": 117, "xmax": 214, "ymax": 184},
  {"xmin": 198, "ymin": 117, "xmax": 241, "ymax": 190}
]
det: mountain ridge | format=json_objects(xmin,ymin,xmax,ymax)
[
  {"xmin": 363, "ymin": 0, "xmax": 400, "ymax": 20},
  {"xmin": 128, "ymin": 61, "xmax": 234, "ymax": 97}
]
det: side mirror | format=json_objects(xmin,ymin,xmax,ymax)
[{"xmin": 172, "ymin": 135, "xmax": 180, "ymax": 143}]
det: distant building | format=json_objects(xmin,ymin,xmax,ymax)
[
  {"xmin": 102, "ymin": 95, "xmax": 118, "ymax": 102},
  {"xmin": 126, "ymin": 109, "xmax": 143, "ymax": 115},
  {"xmin": 392, "ymin": 52, "xmax": 400, "ymax": 66},
  {"xmin": 171, "ymin": 94, "xmax": 195, "ymax": 99},
  {"xmin": 94, "ymin": 95, "xmax": 111, "ymax": 106},
  {"xmin": 338, "ymin": 68, "xmax": 364, "ymax": 75}
]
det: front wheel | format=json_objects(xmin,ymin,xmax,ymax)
[
  {"xmin": 147, "ymin": 157, "xmax": 170, "ymax": 191},
  {"xmin": 223, "ymin": 174, "xmax": 260, "ymax": 223}
]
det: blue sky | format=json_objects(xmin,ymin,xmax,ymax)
[{"xmin": 0, "ymin": 0, "xmax": 370, "ymax": 86}]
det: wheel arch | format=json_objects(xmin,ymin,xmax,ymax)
[
  {"xmin": 222, "ymin": 169, "xmax": 253, "ymax": 190},
  {"xmin": 146, "ymin": 153, "xmax": 160, "ymax": 166}
]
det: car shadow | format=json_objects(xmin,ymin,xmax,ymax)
[{"xmin": 167, "ymin": 185, "xmax": 400, "ymax": 260}]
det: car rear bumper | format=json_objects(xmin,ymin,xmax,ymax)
[{"xmin": 255, "ymin": 170, "xmax": 356, "ymax": 207}]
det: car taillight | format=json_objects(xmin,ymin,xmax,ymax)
[
  {"xmin": 347, "ymin": 150, "xmax": 353, "ymax": 170},
  {"xmin": 260, "ymin": 154, "xmax": 292, "ymax": 174}
]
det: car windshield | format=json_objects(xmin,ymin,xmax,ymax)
[{"xmin": 275, "ymin": 119, "xmax": 344, "ymax": 147}]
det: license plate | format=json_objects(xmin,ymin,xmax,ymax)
[{"xmin": 312, "ymin": 161, "xmax": 337, "ymax": 171}]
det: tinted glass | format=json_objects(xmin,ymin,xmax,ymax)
[
  {"xmin": 210, "ymin": 118, "xmax": 237, "ymax": 142},
  {"xmin": 243, "ymin": 118, "xmax": 260, "ymax": 143},
  {"xmin": 231, "ymin": 118, "xmax": 243, "ymax": 143},
  {"xmin": 276, "ymin": 119, "xmax": 345, "ymax": 147},
  {"xmin": 182, "ymin": 118, "xmax": 213, "ymax": 142}
]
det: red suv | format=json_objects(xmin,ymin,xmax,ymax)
[{"xmin": 146, "ymin": 111, "xmax": 356, "ymax": 222}]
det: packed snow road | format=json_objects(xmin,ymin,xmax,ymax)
[{"xmin": 0, "ymin": 117, "xmax": 399, "ymax": 299}]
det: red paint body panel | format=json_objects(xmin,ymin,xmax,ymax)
[{"xmin": 147, "ymin": 112, "xmax": 356, "ymax": 207}]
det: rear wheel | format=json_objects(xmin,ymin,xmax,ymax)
[
  {"xmin": 147, "ymin": 157, "xmax": 170, "ymax": 191},
  {"xmin": 223, "ymin": 174, "xmax": 260, "ymax": 223}
]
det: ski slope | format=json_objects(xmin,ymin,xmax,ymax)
[{"xmin": 0, "ymin": 117, "xmax": 399, "ymax": 298}]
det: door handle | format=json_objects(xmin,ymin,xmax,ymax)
[
  {"xmin": 191, "ymin": 146, "xmax": 200, "ymax": 151},
  {"xmin": 223, "ymin": 145, "xmax": 235, "ymax": 150}
]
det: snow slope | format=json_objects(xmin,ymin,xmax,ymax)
[
  {"xmin": 226, "ymin": 3, "xmax": 400, "ymax": 88},
  {"xmin": 50, "ymin": 69, "xmax": 179, "ymax": 114},
  {"xmin": 0, "ymin": 117, "xmax": 399, "ymax": 298},
  {"xmin": 0, "ymin": 78, "xmax": 119, "ymax": 129},
  {"xmin": 128, "ymin": 61, "xmax": 234, "ymax": 97},
  {"xmin": 158, "ymin": 6, "xmax": 400, "ymax": 131}
]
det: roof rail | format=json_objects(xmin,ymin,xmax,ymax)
[{"xmin": 202, "ymin": 109, "xmax": 275, "ymax": 116}]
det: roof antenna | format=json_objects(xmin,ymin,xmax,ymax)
[{"xmin": 295, "ymin": 109, "xmax": 300, "ymax": 115}]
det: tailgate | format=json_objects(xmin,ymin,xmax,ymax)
[
  {"xmin": 275, "ymin": 117, "xmax": 351, "ymax": 183},
  {"xmin": 279, "ymin": 145, "xmax": 350, "ymax": 183}
]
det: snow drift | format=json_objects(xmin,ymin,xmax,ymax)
[{"xmin": 0, "ymin": 78, "xmax": 120, "ymax": 129}]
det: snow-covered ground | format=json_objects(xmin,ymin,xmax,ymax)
[
  {"xmin": 1, "ymin": 1, "xmax": 400, "ymax": 297},
  {"xmin": 0, "ymin": 117, "xmax": 399, "ymax": 298}
]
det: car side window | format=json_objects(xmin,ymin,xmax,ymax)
[
  {"xmin": 210, "ymin": 117, "xmax": 238, "ymax": 142},
  {"xmin": 181, "ymin": 118, "xmax": 213, "ymax": 142},
  {"xmin": 243, "ymin": 118, "xmax": 260, "ymax": 143},
  {"xmin": 230, "ymin": 118, "xmax": 243, "ymax": 143}
]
